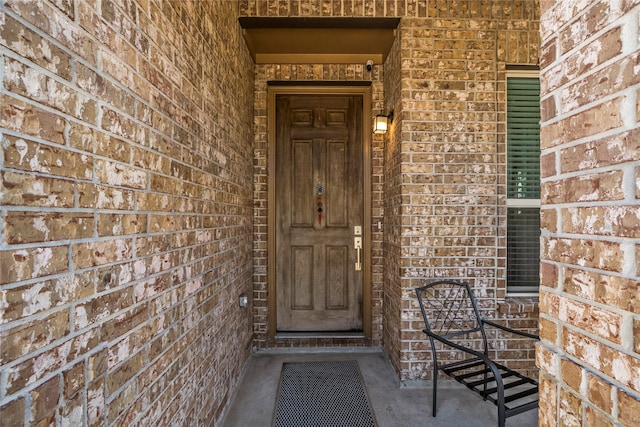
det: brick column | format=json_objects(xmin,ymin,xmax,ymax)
[{"xmin": 538, "ymin": 1, "xmax": 640, "ymax": 425}]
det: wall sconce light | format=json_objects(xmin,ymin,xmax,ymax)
[{"xmin": 372, "ymin": 110, "xmax": 394, "ymax": 134}]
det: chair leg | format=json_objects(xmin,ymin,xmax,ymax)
[
  {"xmin": 482, "ymin": 366, "xmax": 488, "ymax": 401},
  {"xmin": 498, "ymin": 400, "xmax": 505, "ymax": 427},
  {"xmin": 432, "ymin": 366, "xmax": 437, "ymax": 417}
]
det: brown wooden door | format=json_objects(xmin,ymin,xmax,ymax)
[{"xmin": 276, "ymin": 94, "xmax": 364, "ymax": 331}]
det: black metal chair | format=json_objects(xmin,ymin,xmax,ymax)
[{"xmin": 414, "ymin": 279, "xmax": 539, "ymax": 427}]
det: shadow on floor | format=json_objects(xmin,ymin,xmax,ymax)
[{"xmin": 220, "ymin": 349, "xmax": 538, "ymax": 427}]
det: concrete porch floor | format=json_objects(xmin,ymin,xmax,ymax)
[{"xmin": 220, "ymin": 348, "xmax": 539, "ymax": 427}]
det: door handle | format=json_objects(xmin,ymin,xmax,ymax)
[{"xmin": 354, "ymin": 237, "xmax": 362, "ymax": 271}]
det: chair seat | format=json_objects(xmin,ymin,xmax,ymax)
[
  {"xmin": 415, "ymin": 279, "xmax": 539, "ymax": 427},
  {"xmin": 441, "ymin": 356, "xmax": 538, "ymax": 417}
]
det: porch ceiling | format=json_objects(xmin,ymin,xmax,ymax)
[{"xmin": 238, "ymin": 17, "xmax": 400, "ymax": 64}]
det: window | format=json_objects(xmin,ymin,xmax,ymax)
[{"xmin": 506, "ymin": 74, "xmax": 541, "ymax": 294}]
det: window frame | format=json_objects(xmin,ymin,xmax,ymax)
[{"xmin": 505, "ymin": 71, "xmax": 541, "ymax": 296}]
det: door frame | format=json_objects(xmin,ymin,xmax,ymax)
[{"xmin": 267, "ymin": 84, "xmax": 373, "ymax": 340}]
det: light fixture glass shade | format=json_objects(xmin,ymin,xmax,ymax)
[{"xmin": 372, "ymin": 114, "xmax": 388, "ymax": 134}]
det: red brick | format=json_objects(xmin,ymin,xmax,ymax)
[
  {"xmin": 540, "ymin": 1, "xmax": 639, "ymax": 425},
  {"xmin": 73, "ymin": 287, "xmax": 134, "ymax": 330},
  {"xmin": 540, "ymin": 37, "xmax": 557, "ymax": 70},
  {"xmin": 0, "ymin": 1, "xmax": 551, "ymax": 426},
  {"xmin": 560, "ymin": 27, "xmax": 623, "ymax": 110},
  {"xmin": 0, "ymin": 15, "xmax": 72, "ymax": 80},
  {"xmin": 71, "ymin": 239, "xmax": 132, "ymax": 269},
  {"xmin": 3, "ymin": 135, "xmax": 93, "ymax": 179},
  {"xmin": 559, "ymin": 388, "xmax": 582, "ymax": 427},
  {"xmin": 0, "ymin": 245, "xmax": 69, "ymax": 285},
  {"xmin": 637, "ymin": 87, "xmax": 640, "ymax": 123},
  {"xmin": 542, "ymin": 238, "xmax": 626, "ymax": 273},
  {"xmin": 540, "ymin": 98, "xmax": 624, "ymax": 149},
  {"xmin": 540, "ymin": 262, "xmax": 559, "ymax": 289},
  {"xmin": 563, "ymin": 328, "xmax": 640, "ymax": 393},
  {"xmin": 31, "ymin": 376, "xmax": 60, "ymax": 423},
  {"xmin": 5, "ymin": 211, "xmax": 94, "ymax": 244},
  {"xmin": 4, "ymin": 58, "xmax": 97, "ymax": 122},
  {"xmin": 5, "ymin": 330, "xmax": 98, "ymax": 395},
  {"xmin": 0, "ymin": 397, "xmax": 25, "ymax": 427},
  {"xmin": 88, "ymin": 349, "xmax": 108, "ymax": 383},
  {"xmin": 106, "ymin": 349, "xmax": 146, "ymax": 394},
  {"xmin": 77, "ymin": 182, "xmax": 135, "ymax": 210},
  {"xmin": 561, "ymin": 206, "xmax": 640, "ymax": 238},
  {"xmin": 559, "ymin": 1, "xmax": 618, "ymax": 55},
  {"xmin": 59, "ymin": 390, "xmax": 84, "ymax": 427},
  {"xmin": 97, "ymin": 214, "xmax": 147, "ymax": 237},
  {"xmin": 585, "ymin": 406, "xmax": 613, "ymax": 426},
  {"xmin": 87, "ymin": 377, "xmax": 105, "ymax": 427},
  {"xmin": 618, "ymin": 390, "xmax": 640, "ymax": 426},
  {"xmin": 561, "ymin": 127, "xmax": 640, "ymax": 173},
  {"xmin": 150, "ymin": 173, "xmax": 182, "ymax": 195},
  {"xmin": 1, "ymin": 171, "xmax": 74, "ymax": 208},
  {"xmin": 100, "ymin": 305, "xmax": 148, "ymax": 341},
  {"xmin": 560, "ymin": 295, "xmax": 622, "ymax": 344},
  {"xmin": 63, "ymin": 361, "xmax": 85, "ymax": 399},
  {"xmin": 69, "ymin": 122, "xmax": 131, "ymax": 163},
  {"xmin": 541, "ymin": 207, "xmax": 558, "ymax": 233},
  {"xmin": 95, "ymin": 160, "xmax": 147, "ymax": 189},
  {"xmin": 107, "ymin": 383, "xmax": 136, "ymax": 424},
  {"xmin": 536, "ymin": 343, "xmax": 558, "ymax": 376},
  {"xmin": 4, "ymin": 0, "xmax": 95, "ymax": 64},
  {"xmin": 562, "ymin": 358, "xmax": 583, "ymax": 392},
  {"xmin": 562, "ymin": 51, "xmax": 640, "ymax": 112},
  {"xmin": 541, "ymin": 150, "xmax": 556, "ymax": 178},
  {"xmin": 538, "ymin": 373, "xmax": 558, "ymax": 426},
  {"xmin": 539, "ymin": 317, "xmax": 558, "ymax": 344},
  {"xmin": 0, "ymin": 309, "xmax": 69, "ymax": 364},
  {"xmin": 539, "ymin": 289, "xmax": 561, "ymax": 319},
  {"xmin": 539, "ymin": 0, "xmax": 555, "ymax": 16},
  {"xmin": 0, "ymin": 273, "xmax": 94, "ymax": 324},
  {"xmin": 564, "ymin": 268, "xmax": 640, "ymax": 314},
  {"xmin": 543, "ymin": 170, "xmax": 625, "ymax": 204},
  {"xmin": 131, "ymin": 145, "xmax": 171, "ymax": 173},
  {"xmin": 587, "ymin": 373, "xmax": 613, "ymax": 413}
]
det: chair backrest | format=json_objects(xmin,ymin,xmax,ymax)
[{"xmin": 415, "ymin": 279, "xmax": 488, "ymax": 348}]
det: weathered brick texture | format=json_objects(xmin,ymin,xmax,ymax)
[
  {"xmin": 390, "ymin": 3, "xmax": 541, "ymax": 381},
  {"xmin": 245, "ymin": 2, "xmax": 541, "ymax": 385},
  {"xmin": 539, "ymin": 0, "xmax": 640, "ymax": 425},
  {"xmin": 1, "ymin": 1, "xmax": 253, "ymax": 426}
]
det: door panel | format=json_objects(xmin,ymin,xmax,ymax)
[
  {"xmin": 291, "ymin": 141, "xmax": 313, "ymax": 227},
  {"xmin": 276, "ymin": 94, "xmax": 363, "ymax": 332},
  {"xmin": 326, "ymin": 245, "xmax": 348, "ymax": 309},
  {"xmin": 327, "ymin": 141, "xmax": 347, "ymax": 227},
  {"xmin": 291, "ymin": 246, "xmax": 313, "ymax": 309}
]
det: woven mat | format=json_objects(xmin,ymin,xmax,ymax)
[{"xmin": 273, "ymin": 360, "xmax": 377, "ymax": 427}]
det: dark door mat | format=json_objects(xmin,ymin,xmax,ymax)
[{"xmin": 273, "ymin": 360, "xmax": 378, "ymax": 427}]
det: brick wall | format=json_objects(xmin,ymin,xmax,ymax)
[
  {"xmin": 382, "ymin": 27, "xmax": 404, "ymax": 378},
  {"xmin": 241, "ymin": 0, "xmax": 541, "ymax": 382},
  {"xmin": 1, "ymin": 1, "xmax": 254, "ymax": 426},
  {"xmin": 395, "ymin": 4, "xmax": 541, "ymax": 381},
  {"xmin": 538, "ymin": 0, "xmax": 640, "ymax": 425},
  {"xmin": 0, "ymin": 0, "xmax": 553, "ymax": 424}
]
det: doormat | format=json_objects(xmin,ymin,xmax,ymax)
[{"xmin": 273, "ymin": 360, "xmax": 377, "ymax": 427}]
